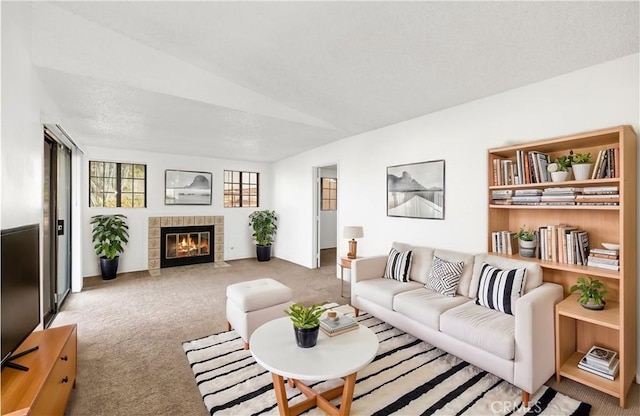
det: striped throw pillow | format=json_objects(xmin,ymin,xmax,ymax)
[
  {"xmin": 383, "ymin": 248, "xmax": 413, "ymax": 282},
  {"xmin": 425, "ymin": 255, "xmax": 463, "ymax": 296},
  {"xmin": 475, "ymin": 263, "xmax": 526, "ymax": 315}
]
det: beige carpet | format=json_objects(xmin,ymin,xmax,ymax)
[{"xmin": 53, "ymin": 249, "xmax": 638, "ymax": 415}]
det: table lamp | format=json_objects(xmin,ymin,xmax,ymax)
[{"xmin": 343, "ymin": 226, "xmax": 364, "ymax": 259}]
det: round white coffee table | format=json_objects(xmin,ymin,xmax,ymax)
[{"xmin": 250, "ymin": 317, "xmax": 379, "ymax": 416}]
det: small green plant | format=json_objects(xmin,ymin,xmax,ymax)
[
  {"xmin": 548, "ymin": 155, "xmax": 572, "ymax": 172},
  {"xmin": 90, "ymin": 214, "xmax": 129, "ymax": 259},
  {"xmin": 570, "ymin": 276, "xmax": 608, "ymax": 306},
  {"xmin": 285, "ymin": 303, "xmax": 326, "ymax": 329},
  {"xmin": 514, "ymin": 226, "xmax": 535, "ymax": 241},
  {"xmin": 571, "ymin": 151, "xmax": 592, "ymax": 164},
  {"xmin": 248, "ymin": 210, "xmax": 277, "ymax": 246}
]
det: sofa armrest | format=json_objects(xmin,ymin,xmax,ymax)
[
  {"xmin": 352, "ymin": 255, "xmax": 387, "ymax": 284},
  {"xmin": 513, "ymin": 282, "xmax": 564, "ymax": 394}
]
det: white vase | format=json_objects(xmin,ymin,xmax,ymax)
[
  {"xmin": 572, "ymin": 163, "xmax": 593, "ymax": 181},
  {"xmin": 551, "ymin": 171, "xmax": 570, "ymax": 182}
]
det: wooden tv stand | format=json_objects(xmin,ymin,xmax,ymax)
[{"xmin": 1, "ymin": 324, "xmax": 77, "ymax": 416}]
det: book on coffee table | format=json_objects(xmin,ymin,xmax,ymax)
[
  {"xmin": 320, "ymin": 324, "xmax": 359, "ymax": 337},
  {"xmin": 320, "ymin": 315, "xmax": 358, "ymax": 334}
]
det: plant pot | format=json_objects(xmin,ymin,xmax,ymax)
[
  {"xmin": 293, "ymin": 325, "xmax": 320, "ymax": 348},
  {"xmin": 99, "ymin": 256, "xmax": 119, "ymax": 280},
  {"xmin": 581, "ymin": 300, "xmax": 606, "ymax": 311},
  {"xmin": 572, "ymin": 163, "xmax": 594, "ymax": 181},
  {"xmin": 518, "ymin": 240, "xmax": 537, "ymax": 258},
  {"xmin": 550, "ymin": 171, "xmax": 571, "ymax": 182},
  {"xmin": 256, "ymin": 245, "xmax": 272, "ymax": 262}
]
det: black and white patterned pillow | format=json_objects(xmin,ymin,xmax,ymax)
[
  {"xmin": 383, "ymin": 248, "xmax": 413, "ymax": 282},
  {"xmin": 475, "ymin": 263, "xmax": 526, "ymax": 316},
  {"xmin": 425, "ymin": 255, "xmax": 463, "ymax": 296}
]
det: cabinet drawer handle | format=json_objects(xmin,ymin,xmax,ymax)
[
  {"xmin": 60, "ymin": 355, "xmax": 68, "ymax": 361},
  {"xmin": 62, "ymin": 376, "xmax": 69, "ymax": 384}
]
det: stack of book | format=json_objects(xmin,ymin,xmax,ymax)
[
  {"xmin": 511, "ymin": 189, "xmax": 542, "ymax": 206},
  {"xmin": 491, "ymin": 189, "xmax": 512, "ymax": 205},
  {"xmin": 590, "ymin": 148, "xmax": 619, "ymax": 179},
  {"xmin": 578, "ymin": 346, "xmax": 620, "ymax": 380},
  {"xmin": 319, "ymin": 314, "xmax": 359, "ymax": 337},
  {"xmin": 539, "ymin": 187, "xmax": 582, "ymax": 206},
  {"xmin": 491, "ymin": 230, "xmax": 516, "ymax": 255},
  {"xmin": 538, "ymin": 224, "xmax": 589, "ymax": 264},
  {"xmin": 587, "ymin": 247, "xmax": 620, "ymax": 271},
  {"xmin": 576, "ymin": 186, "xmax": 619, "ymax": 206}
]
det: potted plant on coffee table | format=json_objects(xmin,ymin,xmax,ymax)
[
  {"xmin": 285, "ymin": 302, "xmax": 326, "ymax": 348},
  {"xmin": 90, "ymin": 214, "xmax": 129, "ymax": 280},
  {"xmin": 570, "ymin": 276, "xmax": 608, "ymax": 310},
  {"xmin": 570, "ymin": 151, "xmax": 593, "ymax": 181},
  {"xmin": 514, "ymin": 225, "xmax": 537, "ymax": 258},
  {"xmin": 248, "ymin": 210, "xmax": 277, "ymax": 262}
]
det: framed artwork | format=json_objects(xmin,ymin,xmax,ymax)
[
  {"xmin": 165, "ymin": 170, "xmax": 212, "ymax": 205},
  {"xmin": 387, "ymin": 159, "xmax": 445, "ymax": 219}
]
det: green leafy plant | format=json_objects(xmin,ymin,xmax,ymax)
[
  {"xmin": 248, "ymin": 210, "xmax": 277, "ymax": 246},
  {"xmin": 571, "ymin": 151, "xmax": 592, "ymax": 164},
  {"xmin": 549, "ymin": 155, "xmax": 572, "ymax": 172},
  {"xmin": 90, "ymin": 214, "xmax": 129, "ymax": 259},
  {"xmin": 514, "ymin": 225, "xmax": 535, "ymax": 241},
  {"xmin": 570, "ymin": 276, "xmax": 608, "ymax": 306},
  {"xmin": 285, "ymin": 303, "xmax": 326, "ymax": 329}
]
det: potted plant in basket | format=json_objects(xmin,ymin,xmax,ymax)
[
  {"xmin": 570, "ymin": 151, "xmax": 593, "ymax": 181},
  {"xmin": 514, "ymin": 225, "xmax": 537, "ymax": 258},
  {"xmin": 547, "ymin": 155, "xmax": 572, "ymax": 182},
  {"xmin": 285, "ymin": 303, "xmax": 326, "ymax": 348},
  {"xmin": 570, "ymin": 276, "xmax": 608, "ymax": 310},
  {"xmin": 248, "ymin": 210, "xmax": 277, "ymax": 262},
  {"xmin": 90, "ymin": 214, "xmax": 129, "ymax": 280}
]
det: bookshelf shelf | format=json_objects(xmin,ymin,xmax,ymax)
[{"xmin": 487, "ymin": 125, "xmax": 636, "ymax": 408}]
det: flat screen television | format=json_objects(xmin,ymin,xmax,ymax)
[{"xmin": 1, "ymin": 224, "xmax": 41, "ymax": 370}]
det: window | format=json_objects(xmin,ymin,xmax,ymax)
[
  {"xmin": 89, "ymin": 161, "xmax": 146, "ymax": 208},
  {"xmin": 321, "ymin": 177, "xmax": 337, "ymax": 211},
  {"xmin": 224, "ymin": 170, "xmax": 259, "ymax": 208}
]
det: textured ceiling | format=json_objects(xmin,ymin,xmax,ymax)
[{"xmin": 29, "ymin": 1, "xmax": 639, "ymax": 162}]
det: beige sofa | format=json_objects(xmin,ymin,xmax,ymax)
[{"xmin": 350, "ymin": 242, "xmax": 563, "ymax": 407}]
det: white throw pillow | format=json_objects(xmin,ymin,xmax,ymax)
[
  {"xmin": 475, "ymin": 262, "xmax": 526, "ymax": 315},
  {"xmin": 425, "ymin": 255, "xmax": 463, "ymax": 296},
  {"xmin": 383, "ymin": 248, "xmax": 413, "ymax": 282}
]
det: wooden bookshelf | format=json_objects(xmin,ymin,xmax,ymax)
[{"xmin": 487, "ymin": 125, "xmax": 637, "ymax": 407}]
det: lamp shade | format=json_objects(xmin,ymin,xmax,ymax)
[{"xmin": 343, "ymin": 226, "xmax": 364, "ymax": 239}]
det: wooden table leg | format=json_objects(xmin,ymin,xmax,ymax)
[
  {"xmin": 271, "ymin": 373, "xmax": 291, "ymax": 416},
  {"xmin": 339, "ymin": 373, "xmax": 357, "ymax": 416}
]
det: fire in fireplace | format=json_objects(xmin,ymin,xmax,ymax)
[{"xmin": 160, "ymin": 225, "xmax": 214, "ymax": 268}]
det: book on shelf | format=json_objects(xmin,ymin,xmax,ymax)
[
  {"xmin": 578, "ymin": 356, "xmax": 619, "ymax": 381},
  {"xmin": 582, "ymin": 186, "xmax": 618, "ymax": 195},
  {"xmin": 586, "ymin": 256, "xmax": 619, "ymax": 266},
  {"xmin": 590, "ymin": 252, "xmax": 618, "ymax": 260},
  {"xmin": 320, "ymin": 324, "xmax": 359, "ymax": 337},
  {"xmin": 491, "ymin": 231, "xmax": 516, "ymax": 255},
  {"xmin": 585, "ymin": 345, "xmax": 617, "ymax": 366},
  {"xmin": 586, "ymin": 261, "xmax": 619, "ymax": 271},
  {"xmin": 589, "ymin": 248, "xmax": 619, "ymax": 256},
  {"xmin": 320, "ymin": 315, "xmax": 358, "ymax": 334}
]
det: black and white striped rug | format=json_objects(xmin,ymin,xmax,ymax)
[{"xmin": 183, "ymin": 314, "xmax": 590, "ymax": 415}]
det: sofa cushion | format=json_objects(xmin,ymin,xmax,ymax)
[
  {"xmin": 440, "ymin": 301, "xmax": 515, "ymax": 360},
  {"xmin": 475, "ymin": 263, "xmax": 525, "ymax": 316},
  {"xmin": 355, "ymin": 279, "xmax": 423, "ymax": 310},
  {"xmin": 392, "ymin": 242, "xmax": 434, "ymax": 284},
  {"xmin": 469, "ymin": 254, "xmax": 542, "ymax": 298},
  {"xmin": 426, "ymin": 255, "xmax": 463, "ymax": 296},
  {"xmin": 383, "ymin": 248, "xmax": 413, "ymax": 282},
  {"xmin": 433, "ymin": 249, "xmax": 476, "ymax": 297},
  {"xmin": 394, "ymin": 288, "xmax": 470, "ymax": 330}
]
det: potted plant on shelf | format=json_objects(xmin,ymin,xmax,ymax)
[
  {"xmin": 570, "ymin": 276, "xmax": 608, "ymax": 310},
  {"xmin": 248, "ymin": 210, "xmax": 277, "ymax": 262},
  {"xmin": 547, "ymin": 155, "xmax": 572, "ymax": 182},
  {"xmin": 570, "ymin": 151, "xmax": 593, "ymax": 181},
  {"xmin": 90, "ymin": 214, "xmax": 129, "ymax": 280},
  {"xmin": 285, "ymin": 303, "xmax": 326, "ymax": 348},
  {"xmin": 514, "ymin": 225, "xmax": 537, "ymax": 258}
]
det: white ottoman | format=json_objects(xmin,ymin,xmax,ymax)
[{"xmin": 226, "ymin": 278, "xmax": 293, "ymax": 349}]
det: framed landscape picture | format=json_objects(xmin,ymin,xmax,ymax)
[
  {"xmin": 165, "ymin": 170, "xmax": 212, "ymax": 205},
  {"xmin": 387, "ymin": 159, "xmax": 445, "ymax": 219}
]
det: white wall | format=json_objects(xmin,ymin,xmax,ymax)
[
  {"xmin": 272, "ymin": 54, "xmax": 640, "ymax": 378},
  {"xmin": 82, "ymin": 147, "xmax": 271, "ymax": 277},
  {"xmin": 319, "ymin": 166, "xmax": 337, "ymax": 249}
]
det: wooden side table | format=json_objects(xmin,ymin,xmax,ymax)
[{"xmin": 339, "ymin": 257, "xmax": 356, "ymax": 298}]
